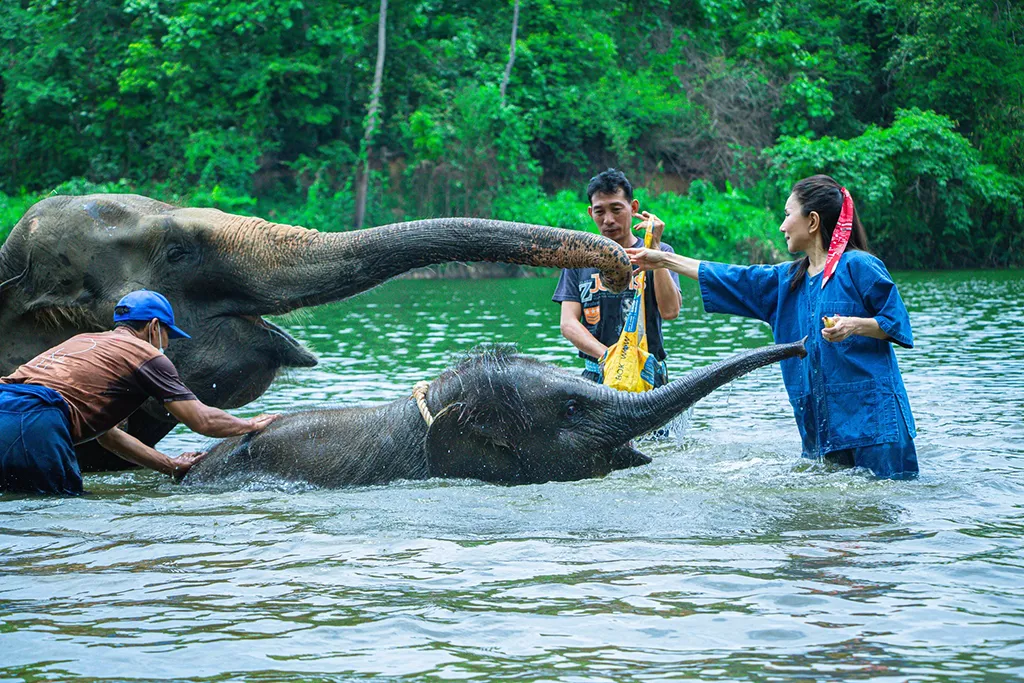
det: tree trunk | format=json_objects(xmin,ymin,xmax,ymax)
[
  {"xmin": 354, "ymin": 0, "xmax": 388, "ymax": 230},
  {"xmin": 499, "ymin": 0, "xmax": 520, "ymax": 105}
]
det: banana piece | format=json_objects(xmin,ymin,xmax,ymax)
[{"xmin": 822, "ymin": 315, "xmax": 838, "ymax": 329}]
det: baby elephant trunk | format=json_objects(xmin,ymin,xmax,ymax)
[{"xmin": 619, "ymin": 338, "xmax": 808, "ymax": 437}]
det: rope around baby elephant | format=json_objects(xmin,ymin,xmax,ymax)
[{"xmin": 412, "ymin": 381, "xmax": 434, "ymax": 426}]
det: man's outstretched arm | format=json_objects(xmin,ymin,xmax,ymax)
[
  {"xmin": 165, "ymin": 400, "xmax": 278, "ymax": 438},
  {"xmin": 96, "ymin": 427, "xmax": 204, "ymax": 479}
]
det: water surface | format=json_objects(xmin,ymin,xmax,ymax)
[{"xmin": 3, "ymin": 270, "xmax": 1023, "ymax": 681}]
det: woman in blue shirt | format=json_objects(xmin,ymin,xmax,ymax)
[{"xmin": 627, "ymin": 174, "xmax": 918, "ymax": 479}]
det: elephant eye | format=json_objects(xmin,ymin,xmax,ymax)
[
  {"xmin": 564, "ymin": 400, "xmax": 578, "ymax": 419},
  {"xmin": 167, "ymin": 243, "xmax": 191, "ymax": 263}
]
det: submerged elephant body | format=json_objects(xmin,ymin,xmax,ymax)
[
  {"xmin": 0, "ymin": 194, "xmax": 633, "ymax": 470},
  {"xmin": 185, "ymin": 340, "xmax": 807, "ymax": 488}
]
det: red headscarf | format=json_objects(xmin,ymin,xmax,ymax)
[{"xmin": 821, "ymin": 186, "xmax": 854, "ymax": 288}]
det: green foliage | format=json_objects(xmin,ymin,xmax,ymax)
[
  {"xmin": 766, "ymin": 109, "xmax": 1024, "ymax": 268},
  {"xmin": 403, "ymin": 84, "xmax": 539, "ymax": 217},
  {"xmin": 184, "ymin": 129, "xmax": 262, "ymax": 199},
  {"xmin": 639, "ymin": 183, "xmax": 783, "ymax": 264},
  {"xmin": 885, "ymin": 0, "xmax": 1024, "ymax": 174},
  {"xmin": 492, "ymin": 187, "xmax": 594, "ymax": 232},
  {"xmin": 291, "ymin": 177, "xmax": 356, "ymax": 231},
  {"xmin": 1, "ymin": 0, "xmax": 1022, "ymax": 268}
]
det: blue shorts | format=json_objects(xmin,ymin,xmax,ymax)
[{"xmin": 0, "ymin": 384, "xmax": 83, "ymax": 495}]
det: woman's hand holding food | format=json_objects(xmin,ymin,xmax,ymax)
[{"xmin": 822, "ymin": 315, "xmax": 858, "ymax": 342}]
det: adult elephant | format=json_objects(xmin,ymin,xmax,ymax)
[
  {"xmin": 185, "ymin": 339, "xmax": 808, "ymax": 488},
  {"xmin": 0, "ymin": 194, "xmax": 632, "ymax": 471}
]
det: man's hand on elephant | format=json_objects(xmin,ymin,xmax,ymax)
[
  {"xmin": 632, "ymin": 210, "xmax": 665, "ymax": 246},
  {"xmin": 248, "ymin": 413, "xmax": 280, "ymax": 431},
  {"xmin": 626, "ymin": 247, "xmax": 668, "ymax": 270},
  {"xmin": 171, "ymin": 451, "xmax": 207, "ymax": 481}
]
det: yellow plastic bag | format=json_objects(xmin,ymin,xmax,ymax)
[{"xmin": 602, "ymin": 223, "xmax": 660, "ymax": 392}]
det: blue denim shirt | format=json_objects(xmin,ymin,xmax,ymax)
[{"xmin": 698, "ymin": 250, "xmax": 916, "ymax": 456}]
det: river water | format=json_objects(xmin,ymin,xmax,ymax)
[{"xmin": 2, "ymin": 271, "xmax": 1023, "ymax": 681}]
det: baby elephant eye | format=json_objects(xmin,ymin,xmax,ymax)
[{"xmin": 564, "ymin": 400, "xmax": 578, "ymax": 418}]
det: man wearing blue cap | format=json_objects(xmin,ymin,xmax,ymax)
[{"xmin": 0, "ymin": 290, "xmax": 278, "ymax": 495}]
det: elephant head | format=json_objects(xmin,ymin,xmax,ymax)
[
  {"xmin": 420, "ymin": 340, "xmax": 808, "ymax": 484},
  {"xmin": 0, "ymin": 194, "xmax": 632, "ymax": 458}
]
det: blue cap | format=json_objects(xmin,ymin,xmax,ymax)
[{"xmin": 113, "ymin": 290, "xmax": 191, "ymax": 339}]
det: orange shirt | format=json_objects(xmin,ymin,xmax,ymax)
[{"xmin": 1, "ymin": 331, "xmax": 196, "ymax": 443}]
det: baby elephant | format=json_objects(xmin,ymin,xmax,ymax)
[{"xmin": 185, "ymin": 340, "xmax": 807, "ymax": 488}]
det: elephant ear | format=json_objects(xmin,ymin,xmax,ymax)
[
  {"xmin": 0, "ymin": 248, "xmax": 28, "ymax": 308},
  {"xmin": 425, "ymin": 403, "xmax": 522, "ymax": 484}
]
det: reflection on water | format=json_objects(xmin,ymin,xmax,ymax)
[{"xmin": 3, "ymin": 271, "xmax": 1024, "ymax": 681}]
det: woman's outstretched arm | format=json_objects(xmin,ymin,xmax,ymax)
[
  {"xmin": 626, "ymin": 248, "xmax": 701, "ymax": 281},
  {"xmin": 630, "ymin": 248, "xmax": 781, "ymax": 324}
]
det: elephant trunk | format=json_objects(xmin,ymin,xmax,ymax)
[
  {"xmin": 614, "ymin": 338, "xmax": 808, "ymax": 438},
  {"xmin": 212, "ymin": 217, "xmax": 632, "ymax": 315}
]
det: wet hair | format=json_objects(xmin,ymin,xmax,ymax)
[
  {"xmin": 435, "ymin": 344, "xmax": 534, "ymax": 436},
  {"xmin": 788, "ymin": 174, "xmax": 870, "ymax": 291},
  {"xmin": 454, "ymin": 343, "xmax": 521, "ymax": 370},
  {"xmin": 587, "ymin": 168, "xmax": 633, "ymax": 203}
]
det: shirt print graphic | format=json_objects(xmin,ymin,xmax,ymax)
[
  {"xmin": 577, "ymin": 271, "xmax": 644, "ymax": 303},
  {"xmin": 578, "ymin": 271, "xmax": 641, "ymax": 333},
  {"xmin": 29, "ymin": 339, "xmax": 99, "ymax": 370}
]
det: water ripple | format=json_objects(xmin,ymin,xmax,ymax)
[{"xmin": 2, "ymin": 272, "xmax": 1024, "ymax": 681}]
